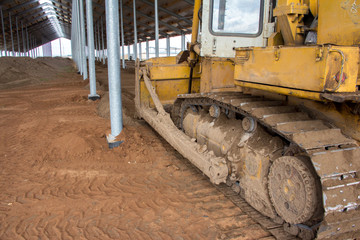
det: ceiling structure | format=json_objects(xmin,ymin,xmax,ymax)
[{"xmin": 0, "ymin": 0, "xmax": 195, "ymax": 52}]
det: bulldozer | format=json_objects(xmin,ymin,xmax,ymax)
[{"xmin": 135, "ymin": 0, "xmax": 360, "ymax": 239}]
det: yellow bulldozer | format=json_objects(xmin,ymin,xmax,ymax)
[{"xmin": 135, "ymin": 0, "xmax": 360, "ymax": 239}]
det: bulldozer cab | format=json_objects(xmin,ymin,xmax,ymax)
[{"xmin": 200, "ymin": 0, "xmax": 274, "ymax": 58}]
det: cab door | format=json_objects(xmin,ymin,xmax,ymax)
[{"xmin": 201, "ymin": 0, "xmax": 274, "ymax": 58}]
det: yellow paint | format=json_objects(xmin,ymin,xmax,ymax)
[
  {"xmin": 290, "ymin": 194, "xmax": 295, "ymax": 201},
  {"xmin": 287, "ymin": 179, "xmax": 294, "ymax": 186},
  {"xmin": 318, "ymin": 0, "xmax": 360, "ymax": 45},
  {"xmin": 273, "ymin": 0, "xmax": 309, "ymax": 45},
  {"xmin": 305, "ymin": 0, "xmax": 318, "ymax": 17},
  {"xmin": 200, "ymin": 57, "xmax": 236, "ymax": 93},
  {"xmin": 150, "ymin": 65, "xmax": 201, "ymax": 80},
  {"xmin": 268, "ymin": 32, "xmax": 285, "ymax": 46},
  {"xmin": 139, "ymin": 56, "xmax": 201, "ymax": 107},
  {"xmin": 189, "ymin": 0, "xmax": 202, "ymax": 63},
  {"xmin": 234, "ymin": 45, "xmax": 359, "ymax": 100},
  {"xmin": 140, "ymin": 79, "xmax": 200, "ymax": 106},
  {"xmin": 236, "ymin": 81, "xmax": 323, "ymax": 101}
]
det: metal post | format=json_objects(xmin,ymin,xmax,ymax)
[
  {"xmin": 120, "ymin": 0, "xmax": 125, "ymax": 68},
  {"xmin": 133, "ymin": 0, "xmax": 138, "ymax": 60},
  {"xmin": 181, "ymin": 32, "xmax": 185, "ymax": 51},
  {"xmin": 128, "ymin": 43, "xmax": 130, "ymax": 60},
  {"xmin": 105, "ymin": 0, "xmax": 123, "ymax": 146},
  {"xmin": 79, "ymin": 0, "xmax": 88, "ymax": 79},
  {"xmin": 139, "ymin": 41, "xmax": 142, "ymax": 61},
  {"xmin": 31, "ymin": 35, "xmax": 34, "ymax": 58},
  {"xmin": 97, "ymin": 21, "xmax": 101, "ymax": 61},
  {"xmin": 146, "ymin": 38, "xmax": 149, "ymax": 59},
  {"xmin": 86, "ymin": 0, "xmax": 100, "ymax": 99},
  {"xmin": 101, "ymin": 15, "xmax": 105, "ymax": 64},
  {"xmin": 33, "ymin": 36, "xmax": 35, "ymax": 58},
  {"xmin": 29, "ymin": 34, "xmax": 31, "ymax": 58},
  {"xmin": 154, "ymin": 0, "xmax": 159, "ymax": 57},
  {"xmin": 16, "ymin": 17, "xmax": 20, "ymax": 56},
  {"xmin": 71, "ymin": 0, "xmax": 76, "ymax": 66},
  {"xmin": 77, "ymin": 0, "xmax": 82, "ymax": 72},
  {"xmin": 35, "ymin": 39, "xmax": 37, "ymax": 58},
  {"xmin": 73, "ymin": 0, "xmax": 78, "ymax": 71},
  {"xmin": 94, "ymin": 22, "xmax": 97, "ymax": 61},
  {"xmin": 1, "ymin": 7, "xmax": 7, "ymax": 56},
  {"xmin": 26, "ymin": 26, "xmax": 29, "ymax": 57},
  {"xmin": 9, "ymin": 12, "xmax": 14, "ymax": 56},
  {"xmin": 22, "ymin": 22, "xmax": 25, "ymax": 56},
  {"xmin": 166, "ymin": 35, "xmax": 170, "ymax": 56},
  {"xmin": 59, "ymin": 38, "xmax": 62, "ymax": 57}
]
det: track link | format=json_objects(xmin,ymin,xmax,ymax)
[{"xmin": 173, "ymin": 92, "xmax": 360, "ymax": 240}]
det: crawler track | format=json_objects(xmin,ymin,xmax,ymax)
[{"xmin": 172, "ymin": 92, "xmax": 360, "ymax": 239}]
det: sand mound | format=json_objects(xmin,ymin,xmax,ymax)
[
  {"xmin": 0, "ymin": 57, "xmax": 74, "ymax": 89},
  {"xmin": 97, "ymin": 92, "xmax": 110, "ymax": 118},
  {"xmin": 96, "ymin": 92, "xmax": 135, "ymax": 125},
  {"xmin": 44, "ymin": 133, "xmax": 92, "ymax": 162}
]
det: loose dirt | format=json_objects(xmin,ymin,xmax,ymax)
[{"xmin": 0, "ymin": 57, "xmax": 274, "ymax": 240}]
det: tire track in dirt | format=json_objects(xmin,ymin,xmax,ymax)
[{"xmin": 1, "ymin": 59, "xmax": 279, "ymax": 240}]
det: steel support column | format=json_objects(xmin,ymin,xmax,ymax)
[
  {"xmin": 105, "ymin": 0, "xmax": 123, "ymax": 146},
  {"xmin": 120, "ymin": 0, "xmax": 125, "ymax": 68},
  {"xmin": 9, "ymin": 12, "xmax": 14, "ymax": 56},
  {"xmin": 181, "ymin": 33, "xmax": 185, "ymax": 51},
  {"xmin": 94, "ymin": 22, "xmax": 98, "ymax": 61},
  {"xmin": 26, "ymin": 26, "xmax": 29, "ymax": 57},
  {"xmin": 133, "ymin": 0, "xmax": 138, "ymax": 60},
  {"xmin": 97, "ymin": 21, "xmax": 101, "ymax": 61},
  {"xmin": 86, "ymin": 0, "xmax": 100, "ymax": 99},
  {"xmin": 146, "ymin": 38, "xmax": 149, "ymax": 59},
  {"xmin": 166, "ymin": 35, "xmax": 170, "ymax": 56},
  {"xmin": 1, "ymin": 7, "xmax": 7, "ymax": 56},
  {"xmin": 154, "ymin": 0, "xmax": 159, "ymax": 57},
  {"xmin": 128, "ymin": 44, "xmax": 130, "ymax": 60},
  {"xmin": 101, "ymin": 15, "xmax": 105, "ymax": 64},
  {"xmin": 22, "ymin": 22, "xmax": 25, "ymax": 56},
  {"xmin": 79, "ymin": 0, "xmax": 88, "ymax": 79},
  {"xmin": 71, "ymin": 0, "xmax": 77, "ymax": 69},
  {"xmin": 16, "ymin": 17, "xmax": 20, "ymax": 56},
  {"xmin": 139, "ymin": 41, "xmax": 142, "ymax": 61},
  {"xmin": 59, "ymin": 38, "xmax": 62, "ymax": 57},
  {"xmin": 76, "ymin": 0, "xmax": 83, "ymax": 74}
]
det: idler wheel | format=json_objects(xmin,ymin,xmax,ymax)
[{"xmin": 268, "ymin": 156, "xmax": 318, "ymax": 224}]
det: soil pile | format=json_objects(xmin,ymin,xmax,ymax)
[{"xmin": 0, "ymin": 57, "xmax": 73, "ymax": 89}]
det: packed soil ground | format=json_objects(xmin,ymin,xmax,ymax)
[{"xmin": 0, "ymin": 57, "xmax": 276, "ymax": 240}]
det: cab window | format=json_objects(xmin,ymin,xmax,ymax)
[{"xmin": 211, "ymin": 0, "xmax": 262, "ymax": 35}]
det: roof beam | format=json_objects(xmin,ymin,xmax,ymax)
[
  {"xmin": 123, "ymin": 4, "xmax": 182, "ymax": 34},
  {"xmin": 14, "ymin": 4, "xmax": 71, "ymax": 20},
  {"xmin": 138, "ymin": 0, "xmax": 192, "ymax": 25},
  {"xmin": 4, "ymin": 0, "xmax": 39, "ymax": 13},
  {"xmin": 183, "ymin": 0, "xmax": 194, "ymax": 5}
]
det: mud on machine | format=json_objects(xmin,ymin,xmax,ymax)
[{"xmin": 135, "ymin": 0, "xmax": 360, "ymax": 239}]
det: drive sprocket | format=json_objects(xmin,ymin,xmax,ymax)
[{"xmin": 268, "ymin": 156, "xmax": 318, "ymax": 224}]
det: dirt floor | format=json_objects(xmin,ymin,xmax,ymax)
[{"xmin": 0, "ymin": 57, "xmax": 275, "ymax": 240}]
